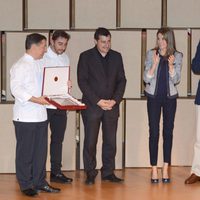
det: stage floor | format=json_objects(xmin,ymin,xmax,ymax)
[{"xmin": 0, "ymin": 167, "xmax": 199, "ymax": 200}]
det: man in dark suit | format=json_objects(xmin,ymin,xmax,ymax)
[
  {"xmin": 185, "ymin": 41, "xmax": 200, "ymax": 184},
  {"xmin": 77, "ymin": 27, "xmax": 126, "ymax": 185}
]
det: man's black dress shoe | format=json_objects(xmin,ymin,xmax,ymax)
[
  {"xmin": 102, "ymin": 174, "xmax": 124, "ymax": 183},
  {"xmin": 50, "ymin": 172, "xmax": 73, "ymax": 184},
  {"xmin": 37, "ymin": 184, "xmax": 61, "ymax": 193},
  {"xmin": 22, "ymin": 188, "xmax": 38, "ymax": 196},
  {"xmin": 85, "ymin": 175, "xmax": 95, "ymax": 185}
]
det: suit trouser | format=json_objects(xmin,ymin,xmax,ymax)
[
  {"xmin": 82, "ymin": 111, "xmax": 118, "ymax": 178},
  {"xmin": 47, "ymin": 109, "xmax": 67, "ymax": 174},
  {"xmin": 147, "ymin": 97, "xmax": 177, "ymax": 166},
  {"xmin": 14, "ymin": 121, "xmax": 48, "ymax": 191},
  {"xmin": 191, "ymin": 106, "xmax": 200, "ymax": 176}
]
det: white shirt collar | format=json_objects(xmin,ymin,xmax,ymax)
[
  {"xmin": 47, "ymin": 46, "xmax": 61, "ymax": 58},
  {"xmin": 24, "ymin": 53, "xmax": 35, "ymax": 61}
]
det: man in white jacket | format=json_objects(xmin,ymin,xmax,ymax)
[
  {"xmin": 10, "ymin": 33, "xmax": 60, "ymax": 197},
  {"xmin": 42, "ymin": 30, "xmax": 73, "ymax": 184}
]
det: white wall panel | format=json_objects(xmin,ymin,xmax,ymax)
[
  {"xmin": 75, "ymin": 0, "xmax": 116, "ymax": 29},
  {"xmin": 191, "ymin": 30, "xmax": 200, "ymax": 96},
  {"xmin": 0, "ymin": 0, "xmax": 22, "ymax": 30},
  {"xmin": 27, "ymin": 0, "xmax": 69, "ymax": 29},
  {"xmin": 126, "ymin": 99, "xmax": 196, "ymax": 167},
  {"xmin": 168, "ymin": 0, "xmax": 200, "ymax": 28},
  {"xmin": 174, "ymin": 30, "xmax": 188, "ymax": 97},
  {"xmin": 146, "ymin": 30, "xmax": 157, "ymax": 51},
  {"xmin": 121, "ymin": 0, "xmax": 161, "ymax": 28},
  {"xmin": 0, "ymin": 105, "xmax": 15, "ymax": 173},
  {"xmin": 126, "ymin": 100, "xmax": 150, "ymax": 167},
  {"xmin": 58, "ymin": 111, "xmax": 76, "ymax": 170},
  {"xmin": 67, "ymin": 31, "xmax": 94, "ymax": 99},
  {"xmin": 111, "ymin": 31, "xmax": 141, "ymax": 98},
  {"xmin": 172, "ymin": 99, "xmax": 196, "ymax": 166}
]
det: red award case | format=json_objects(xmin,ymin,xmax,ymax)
[{"xmin": 42, "ymin": 66, "xmax": 86, "ymax": 110}]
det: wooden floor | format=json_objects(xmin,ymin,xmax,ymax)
[{"xmin": 0, "ymin": 167, "xmax": 200, "ymax": 200}]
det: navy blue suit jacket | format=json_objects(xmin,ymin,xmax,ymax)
[{"xmin": 192, "ymin": 41, "xmax": 200, "ymax": 105}]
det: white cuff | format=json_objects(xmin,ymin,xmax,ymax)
[
  {"xmin": 147, "ymin": 71, "xmax": 154, "ymax": 79},
  {"xmin": 19, "ymin": 93, "xmax": 32, "ymax": 103},
  {"xmin": 169, "ymin": 69, "xmax": 176, "ymax": 77}
]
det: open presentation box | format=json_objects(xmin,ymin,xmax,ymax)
[{"xmin": 42, "ymin": 66, "xmax": 86, "ymax": 110}]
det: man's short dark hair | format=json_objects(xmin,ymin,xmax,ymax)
[
  {"xmin": 52, "ymin": 30, "xmax": 70, "ymax": 41},
  {"xmin": 94, "ymin": 27, "xmax": 111, "ymax": 41},
  {"xmin": 25, "ymin": 33, "xmax": 46, "ymax": 50}
]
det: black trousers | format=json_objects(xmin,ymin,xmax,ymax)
[
  {"xmin": 47, "ymin": 109, "xmax": 67, "ymax": 174},
  {"xmin": 147, "ymin": 97, "xmax": 177, "ymax": 166},
  {"xmin": 82, "ymin": 111, "xmax": 118, "ymax": 178},
  {"xmin": 14, "ymin": 120, "xmax": 48, "ymax": 191}
]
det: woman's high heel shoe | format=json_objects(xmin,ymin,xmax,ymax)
[
  {"xmin": 162, "ymin": 168, "xmax": 170, "ymax": 183},
  {"xmin": 151, "ymin": 170, "xmax": 159, "ymax": 184},
  {"xmin": 151, "ymin": 178, "xmax": 159, "ymax": 183},
  {"xmin": 162, "ymin": 177, "xmax": 170, "ymax": 183}
]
